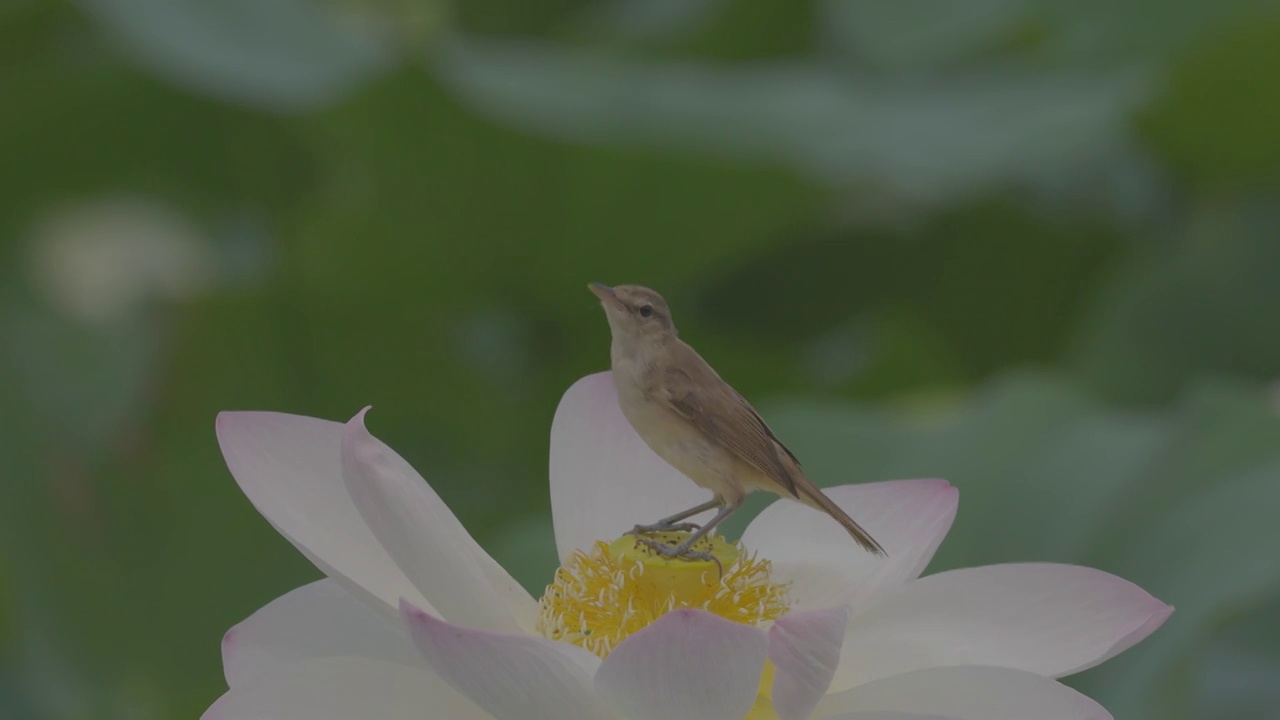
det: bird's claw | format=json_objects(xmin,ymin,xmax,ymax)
[
  {"xmin": 635, "ymin": 537, "xmax": 720, "ymax": 570},
  {"xmin": 636, "ymin": 536, "xmax": 680, "ymax": 557},
  {"xmin": 676, "ymin": 549, "xmax": 718, "ymax": 565},
  {"xmin": 629, "ymin": 521, "xmax": 701, "ymax": 536}
]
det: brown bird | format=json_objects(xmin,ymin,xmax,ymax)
[{"xmin": 589, "ymin": 282, "xmax": 887, "ymax": 560}]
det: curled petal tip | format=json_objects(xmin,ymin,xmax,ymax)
[{"xmin": 342, "ymin": 407, "xmax": 378, "ymax": 452}]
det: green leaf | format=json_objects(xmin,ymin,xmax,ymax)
[
  {"xmin": 1048, "ymin": 0, "xmax": 1276, "ymax": 65},
  {"xmin": 1201, "ymin": 601, "xmax": 1280, "ymax": 718},
  {"xmin": 1138, "ymin": 9, "xmax": 1280, "ymax": 189},
  {"xmin": 690, "ymin": 201, "xmax": 1126, "ymax": 384},
  {"xmin": 484, "ymin": 514, "xmax": 559, "ymax": 597},
  {"xmin": 1072, "ymin": 202, "xmax": 1280, "ymax": 404},
  {"xmin": 2, "ymin": 305, "xmax": 162, "ymax": 454}
]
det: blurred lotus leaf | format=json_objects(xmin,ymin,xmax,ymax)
[
  {"xmin": 817, "ymin": 0, "xmax": 1032, "ymax": 69},
  {"xmin": 576, "ymin": 0, "xmax": 729, "ymax": 41},
  {"xmin": 72, "ymin": 0, "xmax": 400, "ymax": 111},
  {"xmin": 432, "ymin": 33, "xmax": 1147, "ymax": 204}
]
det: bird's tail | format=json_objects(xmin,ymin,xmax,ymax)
[{"xmin": 797, "ymin": 484, "xmax": 888, "ymax": 557}]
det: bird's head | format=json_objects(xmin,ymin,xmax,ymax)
[{"xmin": 589, "ymin": 283, "xmax": 677, "ymax": 346}]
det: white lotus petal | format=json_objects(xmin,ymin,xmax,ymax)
[
  {"xmin": 215, "ymin": 411, "xmax": 428, "ymax": 616},
  {"xmin": 342, "ymin": 408, "xmax": 536, "ymax": 632},
  {"xmin": 203, "ymin": 656, "xmax": 488, "ymax": 720},
  {"xmin": 221, "ymin": 578, "xmax": 419, "ymax": 688},
  {"xmin": 817, "ymin": 666, "xmax": 1110, "ymax": 719},
  {"xmin": 595, "ymin": 609, "xmax": 767, "ymax": 720},
  {"xmin": 741, "ymin": 479, "xmax": 958, "ymax": 612},
  {"xmin": 769, "ymin": 606, "xmax": 851, "ymax": 720},
  {"xmin": 831, "ymin": 563, "xmax": 1173, "ymax": 690},
  {"xmin": 550, "ymin": 372, "xmax": 714, "ymax": 563},
  {"xmin": 401, "ymin": 600, "xmax": 611, "ymax": 720}
]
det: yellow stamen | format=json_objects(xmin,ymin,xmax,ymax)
[{"xmin": 536, "ymin": 531, "xmax": 790, "ymax": 660}]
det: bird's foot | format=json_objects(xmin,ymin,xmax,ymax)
[
  {"xmin": 635, "ymin": 536, "xmax": 721, "ymax": 570},
  {"xmin": 629, "ymin": 521, "xmax": 700, "ymax": 536},
  {"xmin": 677, "ymin": 548, "xmax": 721, "ymax": 573},
  {"xmin": 635, "ymin": 536, "xmax": 681, "ymax": 557}
]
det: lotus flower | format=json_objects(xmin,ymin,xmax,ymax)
[{"xmin": 205, "ymin": 372, "xmax": 1172, "ymax": 720}]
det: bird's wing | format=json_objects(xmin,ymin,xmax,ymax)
[{"xmin": 658, "ymin": 351, "xmax": 800, "ymax": 497}]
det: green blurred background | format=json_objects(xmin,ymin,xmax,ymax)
[{"xmin": 2, "ymin": 0, "xmax": 1279, "ymax": 718}]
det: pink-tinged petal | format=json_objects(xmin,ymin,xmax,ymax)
[
  {"xmin": 769, "ymin": 606, "xmax": 852, "ymax": 720},
  {"xmin": 550, "ymin": 372, "xmax": 715, "ymax": 564},
  {"xmin": 831, "ymin": 563, "xmax": 1173, "ymax": 691},
  {"xmin": 221, "ymin": 579, "xmax": 419, "ymax": 688},
  {"xmin": 595, "ymin": 608, "xmax": 768, "ymax": 720},
  {"xmin": 400, "ymin": 600, "xmax": 612, "ymax": 720},
  {"xmin": 203, "ymin": 656, "xmax": 488, "ymax": 720},
  {"xmin": 342, "ymin": 408, "xmax": 536, "ymax": 633},
  {"xmin": 216, "ymin": 411, "xmax": 427, "ymax": 617},
  {"xmin": 817, "ymin": 666, "xmax": 1111, "ymax": 719},
  {"xmin": 741, "ymin": 479, "xmax": 957, "ymax": 613}
]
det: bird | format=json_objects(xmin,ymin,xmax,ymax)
[{"xmin": 588, "ymin": 282, "xmax": 887, "ymax": 561}]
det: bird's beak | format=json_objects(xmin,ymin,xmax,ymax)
[{"xmin": 589, "ymin": 282, "xmax": 622, "ymax": 309}]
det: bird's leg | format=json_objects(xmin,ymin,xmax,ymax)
[
  {"xmin": 630, "ymin": 498, "xmax": 722, "ymax": 535},
  {"xmin": 637, "ymin": 503, "xmax": 737, "ymax": 562}
]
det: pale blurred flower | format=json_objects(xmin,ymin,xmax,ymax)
[
  {"xmin": 26, "ymin": 196, "xmax": 215, "ymax": 327},
  {"xmin": 206, "ymin": 372, "xmax": 1171, "ymax": 720}
]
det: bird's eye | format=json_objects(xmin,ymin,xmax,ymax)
[{"xmin": 638, "ymin": 304, "xmax": 654, "ymax": 318}]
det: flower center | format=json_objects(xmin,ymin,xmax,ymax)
[{"xmin": 536, "ymin": 531, "xmax": 790, "ymax": 659}]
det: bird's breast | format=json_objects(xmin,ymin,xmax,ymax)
[{"xmin": 612, "ymin": 373, "xmax": 736, "ymax": 493}]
